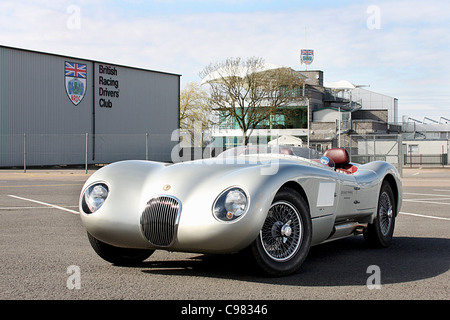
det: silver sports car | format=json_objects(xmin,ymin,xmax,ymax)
[{"xmin": 79, "ymin": 145, "xmax": 402, "ymax": 276}]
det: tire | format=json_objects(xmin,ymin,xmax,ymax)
[
  {"xmin": 87, "ymin": 232, "xmax": 154, "ymax": 265},
  {"xmin": 364, "ymin": 181, "xmax": 396, "ymax": 248},
  {"xmin": 249, "ymin": 188, "xmax": 312, "ymax": 276}
]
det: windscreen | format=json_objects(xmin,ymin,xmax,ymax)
[{"xmin": 217, "ymin": 145, "xmax": 322, "ymax": 161}]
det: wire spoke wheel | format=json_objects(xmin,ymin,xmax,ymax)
[
  {"xmin": 364, "ymin": 181, "xmax": 396, "ymax": 248},
  {"xmin": 378, "ymin": 191, "xmax": 393, "ymax": 237},
  {"xmin": 249, "ymin": 187, "xmax": 312, "ymax": 276},
  {"xmin": 260, "ymin": 201, "xmax": 303, "ymax": 262}
]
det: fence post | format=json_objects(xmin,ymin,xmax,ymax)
[
  {"xmin": 23, "ymin": 133, "xmax": 27, "ymax": 173},
  {"xmin": 373, "ymin": 135, "xmax": 376, "ymax": 162},
  {"xmin": 146, "ymin": 133, "xmax": 149, "ymax": 161},
  {"xmin": 397, "ymin": 134, "xmax": 403, "ymax": 177},
  {"xmin": 409, "ymin": 147, "xmax": 412, "ymax": 168},
  {"xmin": 85, "ymin": 133, "xmax": 89, "ymax": 174}
]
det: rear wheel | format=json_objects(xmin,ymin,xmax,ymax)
[
  {"xmin": 364, "ymin": 181, "xmax": 396, "ymax": 248},
  {"xmin": 87, "ymin": 232, "xmax": 154, "ymax": 265},
  {"xmin": 249, "ymin": 188, "xmax": 312, "ymax": 276}
]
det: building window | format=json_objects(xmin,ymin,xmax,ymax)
[
  {"xmin": 219, "ymin": 105, "xmax": 307, "ymax": 130},
  {"xmin": 280, "ymin": 86, "xmax": 303, "ymax": 98}
]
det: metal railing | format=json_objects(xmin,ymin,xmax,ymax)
[
  {"xmin": 0, "ymin": 133, "xmax": 175, "ymax": 172},
  {"xmin": 2, "ymin": 132, "xmax": 447, "ymax": 174},
  {"xmin": 404, "ymin": 154, "xmax": 448, "ymax": 167}
]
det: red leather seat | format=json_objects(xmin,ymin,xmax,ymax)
[{"xmin": 323, "ymin": 148, "xmax": 357, "ymax": 174}]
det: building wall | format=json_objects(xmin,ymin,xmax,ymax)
[
  {"xmin": 352, "ymin": 109, "xmax": 388, "ymax": 123},
  {"xmin": 351, "ymin": 88, "xmax": 398, "ymax": 123},
  {"xmin": 403, "ymin": 140, "xmax": 448, "ymax": 155},
  {"xmin": 0, "ymin": 46, "xmax": 180, "ymax": 166},
  {"xmin": 0, "ymin": 47, "xmax": 93, "ymax": 135}
]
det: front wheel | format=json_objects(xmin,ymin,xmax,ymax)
[
  {"xmin": 364, "ymin": 181, "xmax": 396, "ymax": 248},
  {"xmin": 87, "ymin": 232, "xmax": 154, "ymax": 265},
  {"xmin": 249, "ymin": 188, "xmax": 312, "ymax": 276}
]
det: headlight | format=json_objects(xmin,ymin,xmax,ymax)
[
  {"xmin": 213, "ymin": 187, "xmax": 248, "ymax": 222},
  {"xmin": 82, "ymin": 183, "xmax": 109, "ymax": 213}
]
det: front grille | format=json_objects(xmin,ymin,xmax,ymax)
[{"xmin": 140, "ymin": 196, "xmax": 181, "ymax": 247}]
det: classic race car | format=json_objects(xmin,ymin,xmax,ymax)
[{"xmin": 79, "ymin": 145, "xmax": 402, "ymax": 276}]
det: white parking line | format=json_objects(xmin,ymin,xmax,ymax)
[
  {"xmin": 8, "ymin": 195, "xmax": 79, "ymax": 215},
  {"xmin": 400, "ymin": 212, "xmax": 450, "ymax": 221},
  {"xmin": 0, "ymin": 206, "xmax": 78, "ymax": 211},
  {"xmin": 403, "ymin": 191, "xmax": 450, "ymax": 206},
  {"xmin": 403, "ymin": 199, "xmax": 450, "ymax": 205},
  {"xmin": 405, "ymin": 197, "xmax": 450, "ymax": 201},
  {"xmin": 404, "ymin": 192, "xmax": 449, "ymax": 197}
]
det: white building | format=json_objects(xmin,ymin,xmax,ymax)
[
  {"xmin": 324, "ymin": 80, "xmax": 398, "ymax": 124},
  {"xmin": 351, "ymin": 88, "xmax": 398, "ymax": 123}
]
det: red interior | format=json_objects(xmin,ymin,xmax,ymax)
[{"xmin": 323, "ymin": 148, "xmax": 358, "ymax": 174}]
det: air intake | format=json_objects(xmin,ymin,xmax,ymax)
[{"xmin": 140, "ymin": 196, "xmax": 181, "ymax": 247}]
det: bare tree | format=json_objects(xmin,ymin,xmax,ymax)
[
  {"xmin": 180, "ymin": 82, "xmax": 214, "ymax": 146},
  {"xmin": 200, "ymin": 57, "xmax": 306, "ymax": 145}
]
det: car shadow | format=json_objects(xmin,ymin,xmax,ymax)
[{"xmin": 139, "ymin": 236, "xmax": 449, "ymax": 286}]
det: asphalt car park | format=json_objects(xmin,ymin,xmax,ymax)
[{"xmin": 0, "ymin": 167, "xmax": 448, "ymax": 302}]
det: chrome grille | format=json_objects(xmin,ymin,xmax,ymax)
[{"xmin": 140, "ymin": 196, "xmax": 181, "ymax": 247}]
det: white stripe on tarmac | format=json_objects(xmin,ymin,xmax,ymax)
[
  {"xmin": 400, "ymin": 212, "xmax": 450, "ymax": 221},
  {"xmin": 8, "ymin": 195, "xmax": 79, "ymax": 215},
  {"xmin": 403, "ymin": 199, "xmax": 450, "ymax": 205}
]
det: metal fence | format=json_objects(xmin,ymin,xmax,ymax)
[
  {"xmin": 182, "ymin": 133, "xmax": 406, "ymax": 175},
  {"xmin": 345, "ymin": 133, "xmax": 403, "ymax": 175},
  {"xmin": 0, "ymin": 133, "xmax": 175, "ymax": 172},
  {"xmin": 1, "ymin": 132, "xmax": 448, "ymax": 175},
  {"xmin": 404, "ymin": 154, "xmax": 448, "ymax": 167}
]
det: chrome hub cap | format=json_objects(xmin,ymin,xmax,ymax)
[{"xmin": 260, "ymin": 201, "xmax": 303, "ymax": 262}]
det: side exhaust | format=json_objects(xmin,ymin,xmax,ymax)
[{"xmin": 325, "ymin": 222, "xmax": 368, "ymax": 242}]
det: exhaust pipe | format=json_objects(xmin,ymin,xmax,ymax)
[{"xmin": 327, "ymin": 222, "xmax": 368, "ymax": 241}]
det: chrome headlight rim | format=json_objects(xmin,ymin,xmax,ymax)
[
  {"xmin": 81, "ymin": 182, "xmax": 110, "ymax": 214},
  {"xmin": 212, "ymin": 186, "xmax": 249, "ymax": 223}
]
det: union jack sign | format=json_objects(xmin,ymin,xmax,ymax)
[
  {"xmin": 64, "ymin": 61, "xmax": 87, "ymax": 105},
  {"xmin": 65, "ymin": 62, "xmax": 87, "ymax": 78},
  {"xmin": 300, "ymin": 49, "xmax": 314, "ymax": 65}
]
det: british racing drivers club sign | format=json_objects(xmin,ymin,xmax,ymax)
[{"xmin": 64, "ymin": 61, "xmax": 87, "ymax": 106}]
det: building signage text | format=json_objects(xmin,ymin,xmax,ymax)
[{"xmin": 98, "ymin": 64, "xmax": 120, "ymax": 108}]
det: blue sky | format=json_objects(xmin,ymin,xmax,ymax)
[
  {"xmin": 1, "ymin": 0, "xmax": 449, "ymax": 121},
  {"xmin": 107, "ymin": 1, "xmax": 356, "ymax": 15}
]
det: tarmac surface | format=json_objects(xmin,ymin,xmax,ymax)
[{"xmin": 0, "ymin": 167, "xmax": 448, "ymax": 304}]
